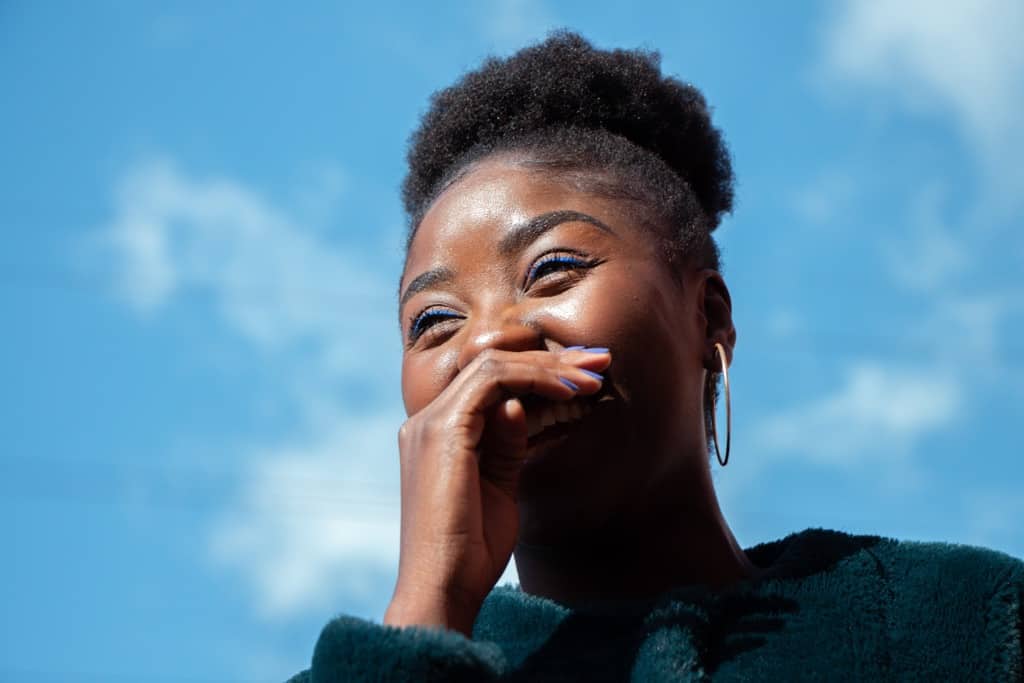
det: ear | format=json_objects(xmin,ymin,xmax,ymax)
[{"xmin": 696, "ymin": 269, "xmax": 737, "ymax": 371}]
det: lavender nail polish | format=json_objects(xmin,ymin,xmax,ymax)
[
  {"xmin": 565, "ymin": 345, "xmax": 586, "ymax": 351},
  {"xmin": 583, "ymin": 347, "xmax": 609, "ymax": 353},
  {"xmin": 559, "ymin": 377, "xmax": 580, "ymax": 391},
  {"xmin": 578, "ymin": 369, "xmax": 604, "ymax": 381}
]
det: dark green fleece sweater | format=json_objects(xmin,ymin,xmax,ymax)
[{"xmin": 289, "ymin": 529, "xmax": 1024, "ymax": 681}]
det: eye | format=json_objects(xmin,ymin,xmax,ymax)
[
  {"xmin": 407, "ymin": 306, "xmax": 463, "ymax": 345},
  {"xmin": 525, "ymin": 251, "xmax": 596, "ymax": 287}
]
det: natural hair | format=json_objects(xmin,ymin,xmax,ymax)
[
  {"xmin": 402, "ymin": 30, "xmax": 734, "ymax": 272},
  {"xmin": 401, "ymin": 30, "xmax": 735, "ymax": 451}
]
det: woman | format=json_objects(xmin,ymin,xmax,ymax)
[{"xmin": 291, "ymin": 32, "xmax": 1023, "ymax": 681}]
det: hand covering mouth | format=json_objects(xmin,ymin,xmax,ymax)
[{"xmin": 520, "ymin": 382, "xmax": 617, "ymax": 443}]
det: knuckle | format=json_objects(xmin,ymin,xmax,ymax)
[
  {"xmin": 477, "ymin": 347, "xmax": 500, "ymax": 362},
  {"xmin": 475, "ymin": 352, "xmax": 502, "ymax": 376},
  {"xmin": 398, "ymin": 420, "xmax": 413, "ymax": 445},
  {"xmin": 419, "ymin": 417, "xmax": 443, "ymax": 441},
  {"xmin": 399, "ymin": 415, "xmax": 432, "ymax": 445},
  {"xmin": 397, "ymin": 421, "xmax": 415, "ymax": 461},
  {"xmin": 398, "ymin": 415, "xmax": 444, "ymax": 466},
  {"xmin": 406, "ymin": 411, "xmax": 443, "ymax": 442}
]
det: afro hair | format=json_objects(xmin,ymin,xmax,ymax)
[{"xmin": 402, "ymin": 30, "xmax": 734, "ymax": 271}]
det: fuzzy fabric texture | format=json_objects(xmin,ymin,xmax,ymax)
[{"xmin": 288, "ymin": 528, "xmax": 1024, "ymax": 682}]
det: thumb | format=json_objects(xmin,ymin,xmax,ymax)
[{"xmin": 479, "ymin": 398, "xmax": 528, "ymax": 498}]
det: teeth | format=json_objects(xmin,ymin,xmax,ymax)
[{"xmin": 525, "ymin": 399, "xmax": 592, "ymax": 439}]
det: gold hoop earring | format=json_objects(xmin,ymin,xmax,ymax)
[{"xmin": 709, "ymin": 342, "xmax": 731, "ymax": 467}]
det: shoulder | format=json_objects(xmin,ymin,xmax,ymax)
[
  {"xmin": 864, "ymin": 533, "xmax": 1024, "ymax": 623},
  {"xmin": 870, "ymin": 534, "xmax": 1023, "ymax": 680},
  {"xmin": 872, "ymin": 534, "xmax": 1024, "ymax": 587},
  {"xmin": 752, "ymin": 528, "xmax": 1024, "ymax": 680},
  {"xmin": 893, "ymin": 534, "xmax": 1024, "ymax": 568},
  {"xmin": 749, "ymin": 527, "xmax": 1024, "ymax": 584}
]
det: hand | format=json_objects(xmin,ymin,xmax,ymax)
[{"xmin": 383, "ymin": 347, "xmax": 610, "ymax": 635}]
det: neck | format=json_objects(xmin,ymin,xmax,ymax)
[{"xmin": 513, "ymin": 466, "xmax": 759, "ymax": 607}]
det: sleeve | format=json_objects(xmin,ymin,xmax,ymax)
[
  {"xmin": 999, "ymin": 562, "xmax": 1023, "ymax": 681},
  {"xmin": 289, "ymin": 615, "xmax": 506, "ymax": 683},
  {"xmin": 1017, "ymin": 581, "xmax": 1023, "ymax": 680}
]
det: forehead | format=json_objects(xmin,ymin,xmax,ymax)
[{"xmin": 403, "ymin": 160, "xmax": 633, "ymax": 280}]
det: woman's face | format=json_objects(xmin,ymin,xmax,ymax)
[{"xmin": 399, "ymin": 157, "xmax": 721, "ymax": 540}]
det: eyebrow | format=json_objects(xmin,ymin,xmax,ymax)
[
  {"xmin": 399, "ymin": 266, "xmax": 455, "ymax": 308},
  {"xmin": 399, "ymin": 210, "xmax": 615, "ymax": 308},
  {"xmin": 497, "ymin": 209, "xmax": 615, "ymax": 257}
]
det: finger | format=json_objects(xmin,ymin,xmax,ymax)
[
  {"xmin": 559, "ymin": 347, "xmax": 613, "ymax": 373},
  {"xmin": 500, "ymin": 397, "xmax": 527, "ymax": 434},
  {"xmin": 433, "ymin": 359, "xmax": 581, "ymax": 453},
  {"xmin": 456, "ymin": 357, "xmax": 602, "ymax": 419},
  {"xmin": 479, "ymin": 398, "xmax": 527, "ymax": 498},
  {"xmin": 440, "ymin": 348, "xmax": 608, "ymax": 404}
]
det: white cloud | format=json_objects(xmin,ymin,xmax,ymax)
[
  {"xmin": 756, "ymin": 362, "xmax": 960, "ymax": 466},
  {"xmin": 778, "ymin": 5, "xmax": 1024, "ymax": 479},
  {"xmin": 102, "ymin": 159, "xmax": 394, "ymax": 362},
  {"xmin": 97, "ymin": 158, "xmax": 410, "ymax": 619},
  {"xmin": 752, "ymin": 254, "xmax": 1020, "ymax": 477},
  {"xmin": 823, "ymin": 0, "xmax": 1024, "ymax": 206},
  {"xmin": 209, "ymin": 414, "xmax": 403, "ymax": 619}
]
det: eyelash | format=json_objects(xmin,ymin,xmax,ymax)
[
  {"xmin": 408, "ymin": 308, "xmax": 462, "ymax": 344},
  {"xmin": 406, "ymin": 250, "xmax": 598, "ymax": 345},
  {"xmin": 524, "ymin": 251, "xmax": 593, "ymax": 285}
]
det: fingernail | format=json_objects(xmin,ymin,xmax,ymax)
[
  {"xmin": 578, "ymin": 369, "xmax": 604, "ymax": 381},
  {"xmin": 559, "ymin": 377, "xmax": 580, "ymax": 391},
  {"xmin": 583, "ymin": 347, "xmax": 609, "ymax": 353},
  {"xmin": 565, "ymin": 345, "xmax": 586, "ymax": 351}
]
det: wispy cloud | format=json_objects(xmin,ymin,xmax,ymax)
[
  {"xmin": 760, "ymin": 0, "xmax": 1024, "ymax": 474},
  {"xmin": 101, "ymin": 159, "xmax": 394, "ymax": 362},
  {"xmin": 97, "ymin": 158, "xmax": 407, "ymax": 619},
  {"xmin": 209, "ymin": 414, "xmax": 403, "ymax": 619},
  {"xmin": 822, "ymin": 0, "xmax": 1024, "ymax": 208},
  {"xmin": 755, "ymin": 363, "xmax": 960, "ymax": 466}
]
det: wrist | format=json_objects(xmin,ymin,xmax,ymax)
[{"xmin": 383, "ymin": 584, "xmax": 482, "ymax": 637}]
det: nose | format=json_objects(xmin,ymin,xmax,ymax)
[{"xmin": 456, "ymin": 306, "xmax": 544, "ymax": 371}]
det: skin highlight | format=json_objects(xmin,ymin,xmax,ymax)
[{"xmin": 387, "ymin": 157, "xmax": 758, "ymax": 635}]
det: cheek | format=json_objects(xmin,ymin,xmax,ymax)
[
  {"xmin": 567, "ymin": 268, "xmax": 693, "ymax": 398},
  {"xmin": 401, "ymin": 348, "xmax": 459, "ymax": 416},
  {"xmin": 541, "ymin": 271, "xmax": 644, "ymax": 344}
]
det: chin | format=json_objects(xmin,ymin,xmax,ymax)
[{"xmin": 515, "ymin": 396, "xmax": 640, "ymax": 539}]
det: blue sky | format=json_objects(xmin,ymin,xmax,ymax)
[{"xmin": 2, "ymin": 1, "xmax": 1022, "ymax": 680}]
